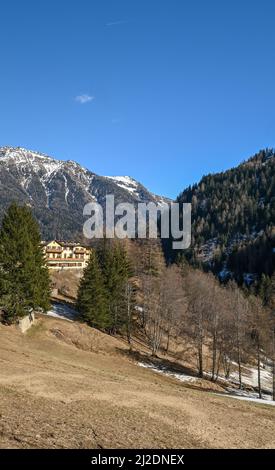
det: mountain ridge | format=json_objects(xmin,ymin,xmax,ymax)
[{"xmin": 0, "ymin": 146, "xmax": 168, "ymax": 240}]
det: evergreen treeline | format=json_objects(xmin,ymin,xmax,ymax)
[
  {"xmin": 227, "ymin": 230, "xmax": 275, "ymax": 281},
  {"xmin": 76, "ymin": 240, "xmax": 136, "ymax": 341},
  {"xmin": 0, "ymin": 203, "xmax": 51, "ymax": 323},
  {"xmin": 166, "ymin": 149, "xmax": 275, "ymax": 286}
]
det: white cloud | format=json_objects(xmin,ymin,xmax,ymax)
[
  {"xmin": 75, "ymin": 94, "xmax": 94, "ymax": 104},
  {"xmin": 105, "ymin": 20, "xmax": 127, "ymax": 27}
]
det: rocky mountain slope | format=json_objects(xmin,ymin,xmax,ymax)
[{"xmin": 0, "ymin": 147, "xmax": 167, "ymax": 240}]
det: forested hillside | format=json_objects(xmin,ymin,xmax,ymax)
[{"xmin": 169, "ymin": 149, "xmax": 275, "ymax": 287}]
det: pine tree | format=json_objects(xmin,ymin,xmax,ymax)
[
  {"xmin": 113, "ymin": 243, "xmax": 135, "ymax": 338},
  {"xmin": 105, "ymin": 243, "xmax": 131, "ymax": 333},
  {"xmin": 0, "ymin": 203, "xmax": 51, "ymax": 323},
  {"xmin": 96, "ymin": 240, "xmax": 134, "ymax": 334},
  {"xmin": 23, "ymin": 206, "xmax": 51, "ymax": 310},
  {"xmin": 258, "ymin": 274, "xmax": 272, "ymax": 306},
  {"xmin": 78, "ymin": 240, "xmax": 136, "ymax": 335},
  {"xmin": 76, "ymin": 250, "xmax": 110, "ymax": 329}
]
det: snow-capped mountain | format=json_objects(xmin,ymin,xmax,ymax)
[{"xmin": 0, "ymin": 146, "xmax": 169, "ymax": 240}]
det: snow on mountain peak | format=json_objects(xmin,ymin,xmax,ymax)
[
  {"xmin": 106, "ymin": 176, "xmax": 139, "ymax": 195},
  {"xmin": 0, "ymin": 146, "xmax": 57, "ymax": 161},
  {"xmin": 0, "ymin": 146, "xmax": 168, "ymax": 209}
]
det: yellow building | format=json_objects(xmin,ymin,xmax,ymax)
[{"xmin": 42, "ymin": 240, "xmax": 91, "ymax": 270}]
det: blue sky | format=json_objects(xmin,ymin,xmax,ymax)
[{"xmin": 1, "ymin": 0, "xmax": 275, "ymax": 198}]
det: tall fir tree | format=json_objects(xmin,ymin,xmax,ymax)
[
  {"xmin": 76, "ymin": 250, "xmax": 110, "ymax": 329},
  {"xmin": 0, "ymin": 203, "xmax": 51, "ymax": 323},
  {"xmin": 78, "ymin": 239, "xmax": 135, "ymax": 335},
  {"xmin": 96, "ymin": 239, "xmax": 134, "ymax": 334},
  {"xmin": 111, "ymin": 242, "xmax": 134, "ymax": 334}
]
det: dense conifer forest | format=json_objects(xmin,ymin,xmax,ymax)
[{"xmin": 167, "ymin": 149, "xmax": 274, "ymax": 290}]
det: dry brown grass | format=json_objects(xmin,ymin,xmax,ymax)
[
  {"xmin": 50, "ymin": 269, "xmax": 83, "ymax": 300},
  {"xmin": 0, "ymin": 316, "xmax": 274, "ymax": 449}
]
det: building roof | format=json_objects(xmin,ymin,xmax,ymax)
[{"xmin": 41, "ymin": 240, "xmax": 91, "ymax": 249}]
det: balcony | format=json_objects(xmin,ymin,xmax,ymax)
[
  {"xmin": 74, "ymin": 248, "xmax": 86, "ymax": 254},
  {"xmin": 47, "ymin": 257, "xmax": 85, "ymax": 262},
  {"xmin": 46, "ymin": 247, "xmax": 62, "ymax": 253}
]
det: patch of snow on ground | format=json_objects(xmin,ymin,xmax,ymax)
[
  {"xmin": 137, "ymin": 362, "xmax": 199, "ymax": 383},
  {"xmin": 229, "ymin": 365, "xmax": 273, "ymax": 393},
  {"xmin": 218, "ymin": 389, "xmax": 275, "ymax": 407},
  {"xmin": 46, "ymin": 302, "xmax": 78, "ymax": 322},
  {"xmin": 249, "ymin": 367, "xmax": 273, "ymax": 392},
  {"xmin": 138, "ymin": 362, "xmax": 275, "ymax": 406}
]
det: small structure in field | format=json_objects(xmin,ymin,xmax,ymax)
[{"xmin": 17, "ymin": 312, "xmax": 35, "ymax": 333}]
